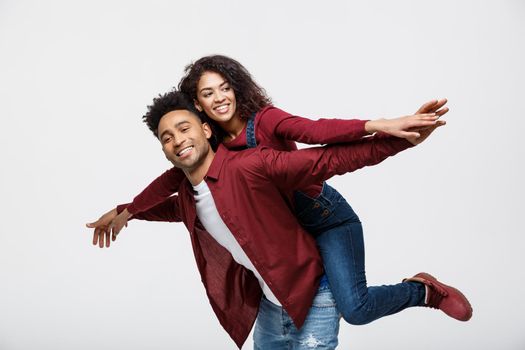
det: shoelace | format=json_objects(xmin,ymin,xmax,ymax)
[{"xmin": 425, "ymin": 280, "xmax": 449, "ymax": 309}]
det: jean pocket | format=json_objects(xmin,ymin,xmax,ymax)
[{"xmin": 298, "ymin": 203, "xmax": 337, "ymax": 227}]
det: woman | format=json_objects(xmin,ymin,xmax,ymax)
[{"xmin": 90, "ymin": 55, "xmax": 471, "ymax": 324}]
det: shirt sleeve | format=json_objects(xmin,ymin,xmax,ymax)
[
  {"xmin": 259, "ymin": 136, "xmax": 414, "ymax": 191},
  {"xmin": 117, "ymin": 195, "xmax": 182, "ymax": 222},
  {"xmin": 126, "ymin": 167, "xmax": 186, "ymax": 215},
  {"xmin": 259, "ymin": 106, "xmax": 370, "ymax": 145}
]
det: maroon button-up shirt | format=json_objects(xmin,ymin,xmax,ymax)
[
  {"xmin": 124, "ymin": 136, "xmax": 413, "ymax": 348},
  {"xmin": 125, "ymin": 106, "xmax": 370, "ymax": 215}
]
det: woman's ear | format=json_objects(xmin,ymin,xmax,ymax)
[{"xmin": 194, "ymin": 99, "xmax": 203, "ymax": 112}]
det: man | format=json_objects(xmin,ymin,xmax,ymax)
[{"xmin": 88, "ymin": 91, "xmax": 469, "ymax": 349}]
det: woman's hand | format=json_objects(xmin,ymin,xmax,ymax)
[{"xmin": 364, "ymin": 98, "xmax": 449, "ymax": 141}]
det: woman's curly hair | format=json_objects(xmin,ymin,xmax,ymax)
[{"xmin": 178, "ymin": 55, "xmax": 272, "ymax": 121}]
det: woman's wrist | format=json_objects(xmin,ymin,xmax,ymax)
[{"xmin": 364, "ymin": 119, "xmax": 386, "ymax": 134}]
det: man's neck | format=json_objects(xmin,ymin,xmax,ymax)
[{"xmin": 184, "ymin": 149, "xmax": 216, "ymax": 186}]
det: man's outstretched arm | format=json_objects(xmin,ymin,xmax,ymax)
[
  {"xmin": 86, "ymin": 195, "xmax": 182, "ymax": 248},
  {"xmin": 109, "ymin": 168, "xmax": 187, "ymax": 237},
  {"xmin": 260, "ymin": 116, "xmax": 446, "ymax": 192}
]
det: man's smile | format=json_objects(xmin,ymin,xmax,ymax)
[{"xmin": 177, "ymin": 145, "xmax": 194, "ymax": 158}]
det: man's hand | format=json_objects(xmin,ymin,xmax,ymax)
[
  {"xmin": 407, "ymin": 98, "xmax": 449, "ymax": 145},
  {"xmin": 406, "ymin": 119, "xmax": 446, "ymax": 145},
  {"xmin": 108, "ymin": 208, "xmax": 132, "ymax": 238},
  {"xmin": 86, "ymin": 208, "xmax": 118, "ymax": 248}
]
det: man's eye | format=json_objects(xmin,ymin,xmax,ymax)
[
  {"xmin": 181, "ymin": 128, "xmax": 189, "ymax": 132},
  {"xmin": 163, "ymin": 137, "xmax": 171, "ymax": 144}
]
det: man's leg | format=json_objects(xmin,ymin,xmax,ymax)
[
  {"xmin": 253, "ymin": 284, "xmax": 340, "ymax": 350},
  {"xmin": 253, "ymin": 296, "xmax": 289, "ymax": 350},
  {"xmin": 288, "ymin": 283, "xmax": 340, "ymax": 350}
]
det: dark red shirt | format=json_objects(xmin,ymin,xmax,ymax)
[
  {"xmin": 123, "ymin": 136, "xmax": 413, "ymax": 348},
  {"xmin": 125, "ymin": 106, "xmax": 370, "ymax": 214}
]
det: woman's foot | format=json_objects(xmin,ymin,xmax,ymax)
[{"xmin": 404, "ymin": 272, "xmax": 473, "ymax": 321}]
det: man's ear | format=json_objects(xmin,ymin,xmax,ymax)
[
  {"xmin": 202, "ymin": 122, "xmax": 213, "ymax": 140},
  {"xmin": 194, "ymin": 99, "xmax": 203, "ymax": 112}
]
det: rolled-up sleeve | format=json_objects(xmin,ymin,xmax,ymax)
[{"xmin": 117, "ymin": 195, "xmax": 182, "ymax": 223}]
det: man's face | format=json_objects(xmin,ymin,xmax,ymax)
[{"xmin": 157, "ymin": 109, "xmax": 212, "ymax": 172}]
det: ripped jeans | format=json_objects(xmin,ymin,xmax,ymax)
[{"xmin": 254, "ymin": 283, "xmax": 340, "ymax": 350}]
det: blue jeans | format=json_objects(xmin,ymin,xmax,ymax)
[
  {"xmin": 254, "ymin": 284, "xmax": 340, "ymax": 350},
  {"xmin": 294, "ymin": 183, "xmax": 426, "ymax": 325}
]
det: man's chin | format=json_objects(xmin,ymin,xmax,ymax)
[{"xmin": 170, "ymin": 159, "xmax": 195, "ymax": 170}]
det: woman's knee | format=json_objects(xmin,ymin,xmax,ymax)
[{"xmin": 340, "ymin": 306, "xmax": 373, "ymax": 326}]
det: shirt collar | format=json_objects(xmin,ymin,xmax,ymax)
[{"xmin": 205, "ymin": 144, "xmax": 228, "ymax": 181}]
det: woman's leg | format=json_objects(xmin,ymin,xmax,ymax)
[
  {"xmin": 294, "ymin": 184, "xmax": 425, "ymax": 325},
  {"xmin": 316, "ymin": 220, "xmax": 424, "ymax": 324}
]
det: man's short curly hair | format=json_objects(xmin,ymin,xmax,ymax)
[
  {"xmin": 143, "ymin": 90, "xmax": 200, "ymax": 137},
  {"xmin": 142, "ymin": 89, "xmax": 218, "ymax": 149}
]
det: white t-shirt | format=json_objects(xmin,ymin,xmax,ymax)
[{"xmin": 193, "ymin": 180, "xmax": 280, "ymax": 305}]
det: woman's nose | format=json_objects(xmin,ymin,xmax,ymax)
[{"xmin": 214, "ymin": 91, "xmax": 225, "ymax": 103}]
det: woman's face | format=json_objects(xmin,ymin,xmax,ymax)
[{"xmin": 194, "ymin": 71, "xmax": 238, "ymax": 125}]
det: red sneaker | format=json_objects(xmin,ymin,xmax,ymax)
[{"xmin": 403, "ymin": 272, "xmax": 473, "ymax": 321}]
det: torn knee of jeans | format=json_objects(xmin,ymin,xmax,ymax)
[{"xmin": 300, "ymin": 333, "xmax": 324, "ymax": 348}]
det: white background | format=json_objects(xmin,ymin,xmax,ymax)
[{"xmin": 1, "ymin": 0, "xmax": 524, "ymax": 349}]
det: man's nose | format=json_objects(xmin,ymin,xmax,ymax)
[{"xmin": 173, "ymin": 134, "xmax": 185, "ymax": 148}]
